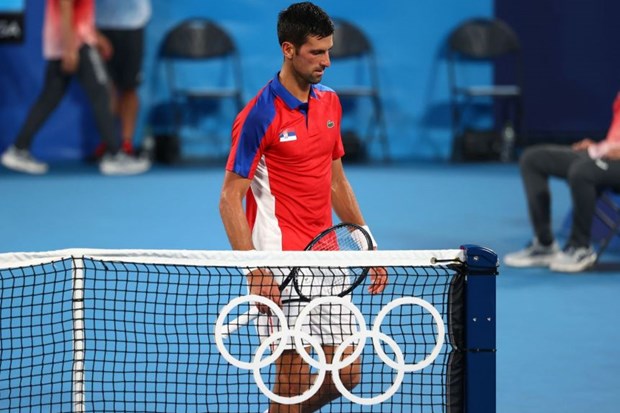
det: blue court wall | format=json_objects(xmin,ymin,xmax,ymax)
[
  {"xmin": 0, "ymin": 0, "xmax": 493, "ymax": 162},
  {"xmin": 495, "ymin": 0, "xmax": 620, "ymax": 141}
]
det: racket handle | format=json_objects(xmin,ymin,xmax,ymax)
[{"xmin": 220, "ymin": 307, "xmax": 260, "ymax": 339}]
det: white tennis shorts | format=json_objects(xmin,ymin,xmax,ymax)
[{"xmin": 254, "ymin": 267, "xmax": 357, "ymax": 348}]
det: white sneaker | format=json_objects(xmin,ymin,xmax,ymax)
[
  {"xmin": 504, "ymin": 239, "xmax": 560, "ymax": 267},
  {"xmin": 549, "ymin": 246, "xmax": 597, "ymax": 273},
  {"xmin": 1, "ymin": 146, "xmax": 48, "ymax": 174},
  {"xmin": 99, "ymin": 152, "xmax": 151, "ymax": 176}
]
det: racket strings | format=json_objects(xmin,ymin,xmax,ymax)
[
  {"xmin": 308, "ymin": 225, "xmax": 371, "ymax": 252},
  {"xmin": 295, "ymin": 224, "xmax": 372, "ymax": 300}
]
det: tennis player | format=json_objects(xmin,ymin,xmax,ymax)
[{"xmin": 219, "ymin": 2, "xmax": 387, "ymax": 411}]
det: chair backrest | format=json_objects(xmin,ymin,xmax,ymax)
[
  {"xmin": 158, "ymin": 18, "xmax": 243, "ymax": 111},
  {"xmin": 326, "ymin": 19, "xmax": 389, "ymax": 161},
  {"xmin": 330, "ymin": 19, "xmax": 372, "ymax": 59},
  {"xmin": 449, "ymin": 18, "xmax": 520, "ymax": 59},
  {"xmin": 161, "ymin": 18, "xmax": 236, "ymax": 59}
]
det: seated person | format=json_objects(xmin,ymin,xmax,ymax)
[{"xmin": 505, "ymin": 92, "xmax": 620, "ymax": 272}]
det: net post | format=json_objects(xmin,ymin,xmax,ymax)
[
  {"xmin": 461, "ymin": 244, "xmax": 498, "ymax": 413},
  {"xmin": 72, "ymin": 257, "xmax": 86, "ymax": 413}
]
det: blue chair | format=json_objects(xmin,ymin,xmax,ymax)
[{"xmin": 593, "ymin": 190, "xmax": 620, "ymax": 261}]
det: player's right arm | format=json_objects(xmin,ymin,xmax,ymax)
[
  {"xmin": 219, "ymin": 170, "xmax": 254, "ymax": 251},
  {"xmin": 219, "ymin": 171, "xmax": 282, "ymax": 311}
]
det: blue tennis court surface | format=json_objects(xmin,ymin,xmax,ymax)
[{"xmin": 1, "ymin": 162, "xmax": 619, "ymax": 412}]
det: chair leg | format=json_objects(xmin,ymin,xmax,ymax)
[
  {"xmin": 371, "ymin": 94, "xmax": 389, "ymax": 162},
  {"xmin": 593, "ymin": 192, "xmax": 620, "ymax": 262},
  {"xmin": 171, "ymin": 96, "xmax": 184, "ymax": 142}
]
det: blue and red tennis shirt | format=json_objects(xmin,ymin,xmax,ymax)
[{"xmin": 225, "ymin": 73, "xmax": 345, "ymax": 251}]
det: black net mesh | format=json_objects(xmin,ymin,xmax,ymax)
[{"xmin": 0, "ymin": 254, "xmax": 463, "ymax": 412}]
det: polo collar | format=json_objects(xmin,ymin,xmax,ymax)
[{"xmin": 271, "ymin": 72, "xmax": 318, "ymax": 111}]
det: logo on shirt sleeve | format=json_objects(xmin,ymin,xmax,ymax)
[{"xmin": 279, "ymin": 130, "xmax": 298, "ymax": 142}]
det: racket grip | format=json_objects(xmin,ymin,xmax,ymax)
[{"xmin": 220, "ymin": 307, "xmax": 260, "ymax": 339}]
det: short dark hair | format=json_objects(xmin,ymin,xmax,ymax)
[{"xmin": 277, "ymin": 2, "xmax": 334, "ymax": 48}]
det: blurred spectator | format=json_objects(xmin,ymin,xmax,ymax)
[
  {"xmin": 95, "ymin": 0, "xmax": 151, "ymax": 156},
  {"xmin": 0, "ymin": 0, "xmax": 150, "ymax": 175},
  {"xmin": 505, "ymin": 92, "xmax": 620, "ymax": 272}
]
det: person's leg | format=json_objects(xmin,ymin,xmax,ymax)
[
  {"xmin": 300, "ymin": 345, "xmax": 360, "ymax": 412},
  {"xmin": 270, "ymin": 350, "xmax": 310, "ymax": 413},
  {"xmin": 75, "ymin": 45, "xmax": 150, "ymax": 175},
  {"xmin": 270, "ymin": 345, "xmax": 360, "ymax": 413},
  {"xmin": 106, "ymin": 28, "xmax": 144, "ymax": 153},
  {"xmin": 519, "ymin": 145, "xmax": 585, "ymax": 244},
  {"xmin": 548, "ymin": 158, "xmax": 620, "ymax": 272},
  {"xmin": 504, "ymin": 145, "xmax": 588, "ymax": 267},
  {"xmin": 567, "ymin": 158, "xmax": 620, "ymax": 247},
  {"xmin": 566, "ymin": 159, "xmax": 605, "ymax": 248},
  {"xmin": 298, "ymin": 299, "xmax": 360, "ymax": 411},
  {"xmin": 75, "ymin": 45, "xmax": 120, "ymax": 154},
  {"xmin": 1, "ymin": 60, "xmax": 71, "ymax": 173},
  {"xmin": 117, "ymin": 88, "xmax": 139, "ymax": 151},
  {"xmin": 14, "ymin": 60, "xmax": 71, "ymax": 150}
]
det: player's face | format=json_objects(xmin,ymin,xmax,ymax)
[{"xmin": 291, "ymin": 35, "xmax": 333, "ymax": 85}]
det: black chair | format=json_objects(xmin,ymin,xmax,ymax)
[
  {"xmin": 593, "ymin": 190, "xmax": 620, "ymax": 262},
  {"xmin": 158, "ymin": 18, "xmax": 243, "ymax": 159},
  {"xmin": 329, "ymin": 19, "xmax": 389, "ymax": 162},
  {"xmin": 447, "ymin": 18, "xmax": 523, "ymax": 162}
]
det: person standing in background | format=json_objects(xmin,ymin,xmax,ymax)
[
  {"xmin": 95, "ymin": 0, "xmax": 151, "ymax": 156},
  {"xmin": 0, "ymin": 0, "xmax": 150, "ymax": 175}
]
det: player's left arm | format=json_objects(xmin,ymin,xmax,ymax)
[
  {"xmin": 331, "ymin": 158, "xmax": 387, "ymax": 294},
  {"xmin": 603, "ymin": 142, "xmax": 620, "ymax": 160},
  {"xmin": 59, "ymin": 0, "xmax": 78, "ymax": 73},
  {"xmin": 95, "ymin": 30, "xmax": 113, "ymax": 60}
]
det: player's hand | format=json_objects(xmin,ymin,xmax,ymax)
[
  {"xmin": 368, "ymin": 266, "xmax": 388, "ymax": 294},
  {"xmin": 96, "ymin": 31, "xmax": 114, "ymax": 60},
  {"xmin": 246, "ymin": 268, "xmax": 281, "ymax": 313},
  {"xmin": 572, "ymin": 138, "xmax": 594, "ymax": 151},
  {"xmin": 61, "ymin": 50, "xmax": 79, "ymax": 73}
]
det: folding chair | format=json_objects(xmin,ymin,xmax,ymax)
[
  {"xmin": 329, "ymin": 19, "xmax": 389, "ymax": 162},
  {"xmin": 157, "ymin": 18, "xmax": 243, "ymax": 159},
  {"xmin": 593, "ymin": 189, "xmax": 620, "ymax": 262},
  {"xmin": 447, "ymin": 18, "xmax": 523, "ymax": 162}
]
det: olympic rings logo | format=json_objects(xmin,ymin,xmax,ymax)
[{"xmin": 214, "ymin": 295, "xmax": 446, "ymax": 406}]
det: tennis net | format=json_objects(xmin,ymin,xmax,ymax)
[{"xmin": 0, "ymin": 247, "xmax": 497, "ymax": 412}]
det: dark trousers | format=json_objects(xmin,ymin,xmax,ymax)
[
  {"xmin": 520, "ymin": 144, "xmax": 620, "ymax": 248},
  {"xmin": 14, "ymin": 45, "xmax": 119, "ymax": 153}
]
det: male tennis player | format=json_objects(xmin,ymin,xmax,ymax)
[{"xmin": 219, "ymin": 2, "xmax": 387, "ymax": 411}]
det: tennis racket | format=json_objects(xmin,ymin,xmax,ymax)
[{"xmin": 219, "ymin": 222, "xmax": 373, "ymax": 338}]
